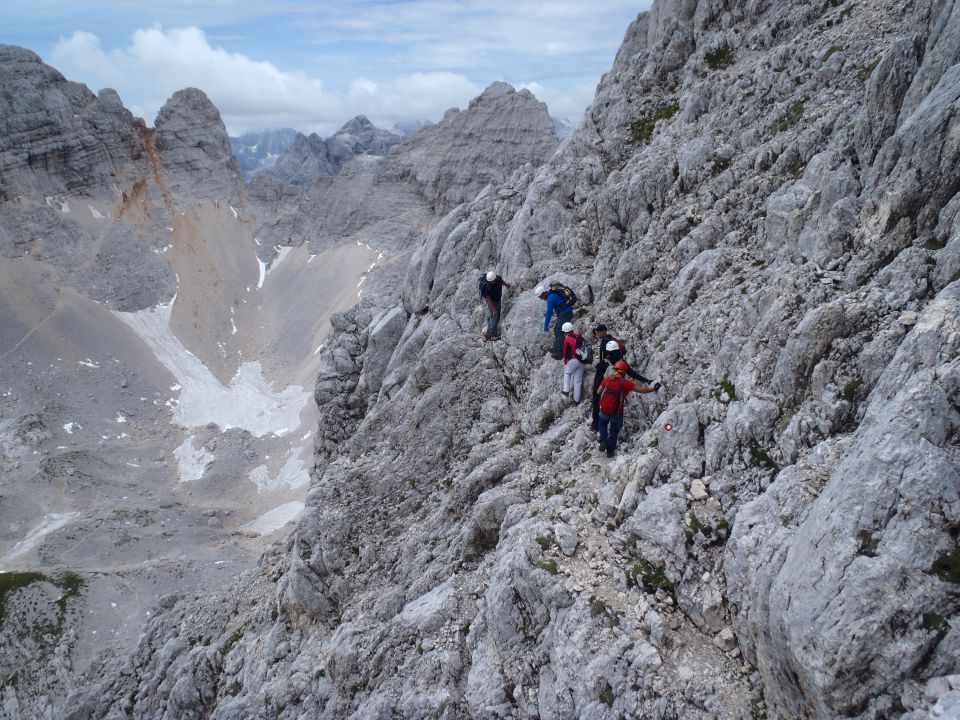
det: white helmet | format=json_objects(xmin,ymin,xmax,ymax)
[
  {"xmin": 486, "ymin": 271, "xmax": 497, "ymax": 282},
  {"xmin": 561, "ymin": 322, "xmax": 574, "ymax": 333},
  {"xmin": 534, "ymin": 284, "xmax": 547, "ymax": 296},
  {"xmin": 606, "ymin": 340, "xmax": 620, "ymax": 352}
]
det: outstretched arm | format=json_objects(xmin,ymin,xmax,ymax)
[{"xmin": 627, "ymin": 367, "xmax": 651, "ymax": 383}]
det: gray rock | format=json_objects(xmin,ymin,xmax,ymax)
[{"xmin": 154, "ymin": 87, "xmax": 243, "ymax": 205}]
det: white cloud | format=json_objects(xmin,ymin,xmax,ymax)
[
  {"xmin": 516, "ymin": 81, "xmax": 597, "ymax": 125},
  {"xmin": 48, "ymin": 25, "xmax": 597, "ymax": 137},
  {"xmin": 50, "ymin": 27, "xmax": 486, "ymax": 136}
]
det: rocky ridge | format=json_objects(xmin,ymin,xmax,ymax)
[
  {"xmin": 270, "ymin": 116, "xmax": 402, "ymax": 185},
  {"xmin": 7, "ymin": 0, "xmax": 960, "ymax": 718},
  {"xmin": 230, "ymin": 128, "xmax": 299, "ymax": 179},
  {"xmin": 246, "ymin": 83, "xmax": 559, "ymax": 259}
]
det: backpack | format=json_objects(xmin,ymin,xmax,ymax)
[
  {"xmin": 548, "ymin": 282, "xmax": 577, "ymax": 310},
  {"xmin": 599, "ymin": 375, "xmax": 627, "ymax": 415},
  {"xmin": 575, "ymin": 335, "xmax": 594, "ymax": 364},
  {"xmin": 478, "ymin": 274, "xmax": 490, "ymax": 297}
]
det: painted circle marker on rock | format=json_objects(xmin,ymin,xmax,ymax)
[{"xmin": 664, "ymin": 423, "xmax": 673, "ymax": 432}]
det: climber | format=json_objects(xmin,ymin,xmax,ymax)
[
  {"xmin": 480, "ymin": 270, "xmax": 511, "ymax": 340},
  {"xmin": 560, "ymin": 322, "xmax": 587, "ymax": 402},
  {"xmin": 596, "ymin": 361, "xmax": 660, "ymax": 458},
  {"xmin": 536, "ymin": 282, "xmax": 576, "ymax": 358},
  {"xmin": 589, "ymin": 325, "xmax": 651, "ymax": 431}
]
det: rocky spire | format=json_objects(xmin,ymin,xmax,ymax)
[{"xmin": 153, "ymin": 87, "xmax": 243, "ymax": 204}]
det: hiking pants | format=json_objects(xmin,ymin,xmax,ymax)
[
  {"xmin": 590, "ymin": 361, "xmax": 609, "ymax": 427},
  {"xmin": 562, "ymin": 358, "xmax": 585, "ymax": 402},
  {"xmin": 552, "ymin": 309, "xmax": 574, "ymax": 355},
  {"xmin": 486, "ymin": 300, "xmax": 501, "ymax": 336},
  {"xmin": 598, "ymin": 411, "xmax": 624, "ymax": 453}
]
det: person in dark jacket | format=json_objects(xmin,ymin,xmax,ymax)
[
  {"xmin": 480, "ymin": 270, "xmax": 511, "ymax": 340},
  {"xmin": 589, "ymin": 324, "xmax": 651, "ymax": 431}
]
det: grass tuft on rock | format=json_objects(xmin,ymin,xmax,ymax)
[
  {"xmin": 625, "ymin": 557, "xmax": 674, "ymax": 594},
  {"xmin": 629, "ymin": 102, "xmax": 680, "ymax": 144},
  {"xmin": 705, "ymin": 45, "xmax": 735, "ymax": 70},
  {"xmin": 929, "ymin": 548, "xmax": 960, "ymax": 584},
  {"xmin": 774, "ymin": 101, "xmax": 805, "ymax": 135}
]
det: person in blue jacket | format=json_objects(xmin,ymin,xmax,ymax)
[{"xmin": 536, "ymin": 284, "xmax": 575, "ymax": 358}]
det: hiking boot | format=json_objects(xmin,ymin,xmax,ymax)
[
  {"xmin": 482, "ymin": 331, "xmax": 492, "ymax": 340},
  {"xmin": 549, "ymin": 350, "xmax": 562, "ymax": 359},
  {"xmin": 589, "ymin": 423, "xmax": 598, "ymax": 432},
  {"xmin": 606, "ymin": 449, "xmax": 615, "ymax": 458},
  {"xmin": 598, "ymin": 442, "xmax": 606, "ymax": 452},
  {"xmin": 490, "ymin": 334, "xmax": 501, "ymax": 341}
]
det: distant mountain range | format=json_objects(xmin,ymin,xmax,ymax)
[{"xmin": 229, "ymin": 113, "xmax": 575, "ymax": 179}]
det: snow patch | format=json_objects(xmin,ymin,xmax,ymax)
[
  {"xmin": 46, "ymin": 196, "xmax": 70, "ymax": 213},
  {"xmin": 272, "ymin": 245, "xmax": 294, "ymax": 271},
  {"xmin": 229, "ymin": 205, "xmax": 238, "ymax": 219},
  {"xmin": 2, "ymin": 512, "xmax": 81, "ymax": 565},
  {"xmin": 248, "ymin": 452, "xmax": 310, "ymax": 493},
  {"xmin": 257, "ymin": 258, "xmax": 267, "ymax": 289},
  {"xmin": 78, "ymin": 359, "xmax": 99, "ymax": 368},
  {"xmin": 63, "ymin": 422, "xmax": 78, "ymax": 434},
  {"xmin": 174, "ymin": 434, "xmax": 213, "ymax": 483},
  {"xmin": 88, "ymin": 205, "xmax": 107, "ymax": 220},
  {"xmin": 240, "ymin": 502, "xmax": 305, "ymax": 535},
  {"xmin": 116, "ymin": 414, "xmax": 127, "ymax": 423},
  {"xmin": 114, "ymin": 303, "xmax": 309, "ymax": 436}
]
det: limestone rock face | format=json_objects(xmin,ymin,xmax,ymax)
[
  {"xmin": 383, "ymin": 81, "xmax": 559, "ymax": 214},
  {"xmin": 328, "ymin": 114, "xmax": 401, "ymax": 165},
  {"xmin": 0, "ymin": 45, "xmax": 147, "ymax": 200},
  {"xmin": 270, "ymin": 115, "xmax": 401, "ymax": 185},
  {"xmin": 270, "ymin": 131, "xmax": 335, "ymax": 183},
  {"xmin": 251, "ymin": 82, "xmax": 559, "ymax": 255},
  {"xmin": 11, "ymin": 0, "xmax": 960, "ymax": 718},
  {"xmin": 154, "ymin": 88, "xmax": 243, "ymax": 204}
]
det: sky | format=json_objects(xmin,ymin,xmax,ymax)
[{"xmin": 0, "ymin": 1, "xmax": 650, "ymax": 138}]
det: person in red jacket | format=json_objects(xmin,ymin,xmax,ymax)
[{"xmin": 596, "ymin": 361, "xmax": 660, "ymax": 458}]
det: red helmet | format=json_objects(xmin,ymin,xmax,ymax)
[{"xmin": 613, "ymin": 360, "xmax": 629, "ymax": 372}]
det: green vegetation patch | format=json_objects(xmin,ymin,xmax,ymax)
[
  {"xmin": 222, "ymin": 623, "xmax": 247, "ymax": 655},
  {"xmin": 843, "ymin": 379, "xmax": 863, "ymax": 403},
  {"xmin": 535, "ymin": 559, "xmax": 559, "ymax": 575},
  {"xmin": 0, "ymin": 571, "xmax": 85, "ymax": 626},
  {"xmin": 712, "ymin": 155, "xmax": 731, "ymax": 174},
  {"xmin": 600, "ymin": 681, "xmax": 615, "ymax": 706},
  {"xmin": 705, "ymin": 45, "xmax": 735, "ymax": 70},
  {"xmin": 535, "ymin": 534, "xmax": 554, "ymax": 551},
  {"xmin": 922, "ymin": 612, "xmax": 945, "ymax": 630},
  {"xmin": 858, "ymin": 57, "xmax": 881, "ymax": 82},
  {"xmin": 748, "ymin": 439, "xmax": 781, "ymax": 476},
  {"xmin": 625, "ymin": 557, "xmax": 674, "ymax": 594},
  {"xmin": 929, "ymin": 548, "xmax": 960, "ymax": 584},
  {"xmin": 823, "ymin": 45, "xmax": 842, "ymax": 61},
  {"xmin": 629, "ymin": 101, "xmax": 680, "ymax": 144},
  {"xmin": 539, "ymin": 409, "xmax": 556, "ymax": 433},
  {"xmin": 773, "ymin": 101, "xmax": 805, "ymax": 135},
  {"xmin": 922, "ymin": 236, "xmax": 948, "ymax": 250},
  {"xmin": 716, "ymin": 378, "xmax": 737, "ymax": 402},
  {"xmin": 857, "ymin": 529, "xmax": 879, "ymax": 557}
]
